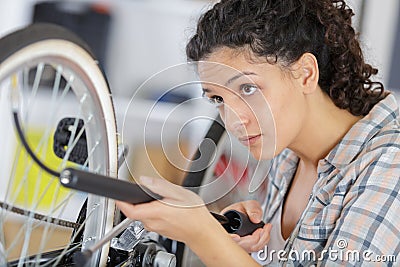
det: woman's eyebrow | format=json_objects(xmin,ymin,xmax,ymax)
[
  {"xmin": 202, "ymin": 88, "xmax": 211, "ymax": 94},
  {"xmin": 225, "ymin": 71, "xmax": 257, "ymax": 86},
  {"xmin": 201, "ymin": 71, "xmax": 257, "ymax": 94}
]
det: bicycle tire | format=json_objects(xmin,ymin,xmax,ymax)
[{"xmin": 0, "ymin": 23, "xmax": 117, "ymax": 266}]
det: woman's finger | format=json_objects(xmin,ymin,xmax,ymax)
[
  {"xmin": 221, "ymin": 200, "xmax": 262, "ymax": 216},
  {"xmin": 138, "ymin": 176, "xmax": 180, "ymax": 199},
  {"xmin": 230, "ymin": 233, "xmax": 241, "ymax": 242},
  {"xmin": 243, "ymin": 200, "xmax": 263, "ymax": 223},
  {"xmin": 236, "ymin": 228, "xmax": 264, "ymax": 253},
  {"xmin": 116, "ymin": 199, "xmax": 160, "ymax": 221},
  {"xmin": 139, "ymin": 176, "xmax": 203, "ymax": 207},
  {"xmin": 251, "ymin": 223, "xmax": 272, "ymax": 251}
]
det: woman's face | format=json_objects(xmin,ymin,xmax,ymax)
[{"xmin": 198, "ymin": 48, "xmax": 307, "ymax": 160}]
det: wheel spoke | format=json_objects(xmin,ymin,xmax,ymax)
[{"xmin": 49, "ymin": 203, "xmax": 100, "ymax": 267}]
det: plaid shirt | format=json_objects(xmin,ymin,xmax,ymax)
[{"xmin": 259, "ymin": 93, "xmax": 400, "ymax": 266}]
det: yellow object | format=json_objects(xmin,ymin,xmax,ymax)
[{"xmin": 11, "ymin": 127, "xmax": 75, "ymax": 213}]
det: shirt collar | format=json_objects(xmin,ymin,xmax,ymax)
[
  {"xmin": 273, "ymin": 149, "xmax": 299, "ymax": 190},
  {"xmin": 323, "ymin": 93, "xmax": 400, "ymax": 169}
]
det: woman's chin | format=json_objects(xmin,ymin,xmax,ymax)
[{"xmin": 249, "ymin": 146, "xmax": 275, "ymax": 161}]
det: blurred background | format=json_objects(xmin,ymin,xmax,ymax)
[{"xmin": 0, "ymin": 0, "xmax": 399, "ymax": 184}]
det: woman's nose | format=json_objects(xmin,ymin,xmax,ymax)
[{"xmin": 222, "ymin": 102, "xmax": 250, "ymax": 134}]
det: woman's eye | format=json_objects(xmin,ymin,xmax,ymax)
[
  {"xmin": 203, "ymin": 94, "xmax": 223, "ymax": 107},
  {"xmin": 202, "ymin": 92, "xmax": 223, "ymax": 107},
  {"xmin": 208, "ymin": 95, "xmax": 224, "ymax": 107},
  {"xmin": 240, "ymin": 84, "xmax": 258, "ymax": 96}
]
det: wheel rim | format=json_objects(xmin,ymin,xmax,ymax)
[{"xmin": 0, "ymin": 39, "xmax": 117, "ymax": 266}]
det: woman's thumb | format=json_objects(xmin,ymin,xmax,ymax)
[{"xmin": 244, "ymin": 201, "xmax": 263, "ymax": 223}]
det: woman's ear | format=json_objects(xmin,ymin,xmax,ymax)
[{"xmin": 295, "ymin": 52, "xmax": 319, "ymax": 95}]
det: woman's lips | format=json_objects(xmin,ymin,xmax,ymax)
[{"xmin": 238, "ymin": 134, "xmax": 261, "ymax": 146}]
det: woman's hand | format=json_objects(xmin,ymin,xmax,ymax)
[
  {"xmin": 116, "ymin": 176, "xmax": 219, "ymax": 243},
  {"xmin": 117, "ymin": 177, "xmax": 261, "ymax": 267},
  {"xmin": 221, "ymin": 200, "xmax": 272, "ymax": 253}
]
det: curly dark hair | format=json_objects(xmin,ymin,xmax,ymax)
[{"xmin": 186, "ymin": 0, "xmax": 386, "ymax": 116}]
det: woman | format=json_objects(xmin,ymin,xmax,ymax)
[{"xmin": 118, "ymin": 0, "xmax": 400, "ymax": 265}]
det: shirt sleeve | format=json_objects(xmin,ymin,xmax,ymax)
[{"xmin": 318, "ymin": 151, "xmax": 400, "ymax": 266}]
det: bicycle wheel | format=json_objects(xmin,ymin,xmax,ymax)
[{"xmin": 0, "ymin": 23, "xmax": 117, "ymax": 266}]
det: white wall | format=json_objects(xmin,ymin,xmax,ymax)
[
  {"xmin": 360, "ymin": 0, "xmax": 400, "ymax": 88},
  {"xmin": 105, "ymin": 0, "xmax": 210, "ymax": 97},
  {"xmin": 0, "ymin": 0, "xmax": 36, "ymax": 38}
]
